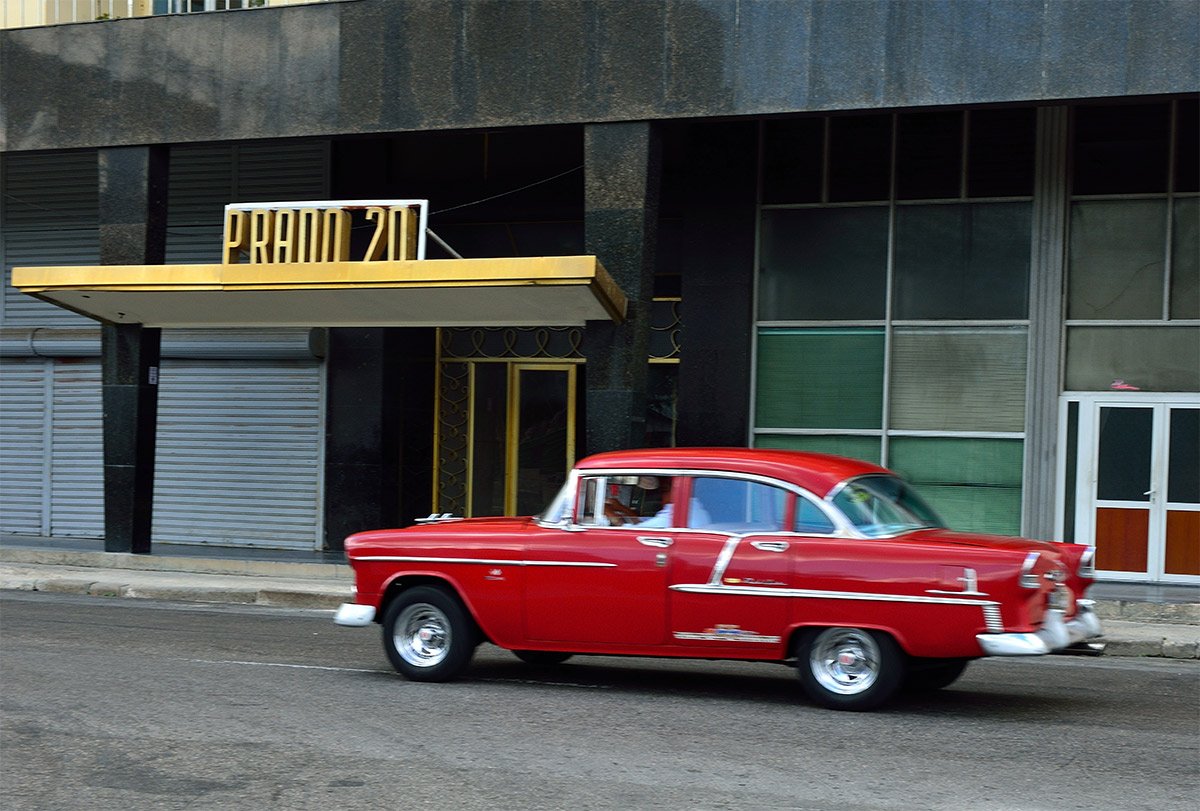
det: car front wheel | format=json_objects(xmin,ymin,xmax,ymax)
[
  {"xmin": 382, "ymin": 586, "xmax": 477, "ymax": 682},
  {"xmin": 795, "ymin": 626, "xmax": 903, "ymax": 711}
]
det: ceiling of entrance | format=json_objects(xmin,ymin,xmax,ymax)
[{"xmin": 12, "ymin": 256, "xmax": 626, "ymax": 328}]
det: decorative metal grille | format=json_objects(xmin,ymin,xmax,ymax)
[
  {"xmin": 435, "ymin": 362, "xmax": 470, "ymax": 516},
  {"xmin": 439, "ymin": 327, "xmax": 583, "ymax": 360}
]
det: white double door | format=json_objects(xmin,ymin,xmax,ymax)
[{"xmin": 1064, "ymin": 394, "xmax": 1199, "ymax": 583}]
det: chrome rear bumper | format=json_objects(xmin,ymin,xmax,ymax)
[
  {"xmin": 334, "ymin": 603, "xmax": 377, "ymax": 626},
  {"xmin": 976, "ymin": 599, "xmax": 1104, "ymax": 657}
]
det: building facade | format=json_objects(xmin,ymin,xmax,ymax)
[{"xmin": 1, "ymin": 0, "xmax": 1197, "ymax": 583}]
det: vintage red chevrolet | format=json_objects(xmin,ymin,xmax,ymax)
[{"xmin": 335, "ymin": 448, "xmax": 1104, "ymax": 710}]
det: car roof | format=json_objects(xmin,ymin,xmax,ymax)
[{"xmin": 574, "ymin": 447, "xmax": 890, "ymax": 499}]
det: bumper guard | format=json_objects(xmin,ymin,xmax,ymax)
[
  {"xmin": 976, "ymin": 599, "xmax": 1104, "ymax": 657},
  {"xmin": 334, "ymin": 603, "xmax": 377, "ymax": 627}
]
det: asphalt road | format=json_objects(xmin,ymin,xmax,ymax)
[{"xmin": 1, "ymin": 592, "xmax": 1197, "ymax": 811}]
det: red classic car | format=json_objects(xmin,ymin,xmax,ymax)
[{"xmin": 335, "ymin": 448, "xmax": 1103, "ymax": 710}]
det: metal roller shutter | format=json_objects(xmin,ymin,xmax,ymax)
[
  {"xmin": 2, "ymin": 151, "xmax": 99, "ymax": 328},
  {"xmin": 152, "ymin": 359, "xmax": 324, "ymax": 549},
  {"xmin": 49, "ymin": 361, "xmax": 104, "ymax": 537},
  {"xmin": 0, "ymin": 359, "xmax": 49, "ymax": 534}
]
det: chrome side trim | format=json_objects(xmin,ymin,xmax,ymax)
[
  {"xmin": 355, "ymin": 555, "xmax": 617, "ymax": 568},
  {"xmin": 982, "ymin": 604, "xmax": 1004, "ymax": 633},
  {"xmin": 334, "ymin": 603, "xmax": 376, "ymax": 626},
  {"xmin": 673, "ymin": 631, "xmax": 782, "ymax": 644},
  {"xmin": 708, "ymin": 538, "xmax": 743, "ymax": 585},
  {"xmin": 670, "ymin": 583, "xmax": 999, "ymax": 606}
]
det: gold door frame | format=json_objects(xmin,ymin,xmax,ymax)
[{"xmin": 505, "ymin": 363, "xmax": 578, "ymax": 515}]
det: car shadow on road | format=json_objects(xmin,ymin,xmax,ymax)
[{"xmin": 445, "ymin": 650, "xmax": 1089, "ymax": 718}]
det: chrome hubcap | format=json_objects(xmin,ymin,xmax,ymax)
[
  {"xmin": 395, "ymin": 602, "xmax": 451, "ymax": 668},
  {"xmin": 810, "ymin": 628, "xmax": 880, "ymax": 695}
]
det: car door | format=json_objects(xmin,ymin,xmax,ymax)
[
  {"xmin": 667, "ymin": 476, "xmax": 794, "ymax": 651},
  {"xmin": 522, "ymin": 474, "xmax": 669, "ymax": 645}
]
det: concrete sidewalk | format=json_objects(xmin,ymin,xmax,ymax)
[{"xmin": 1, "ymin": 542, "xmax": 1197, "ymax": 660}]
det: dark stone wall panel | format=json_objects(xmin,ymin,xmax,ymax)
[{"xmin": 1, "ymin": 0, "xmax": 1196, "ymax": 152}]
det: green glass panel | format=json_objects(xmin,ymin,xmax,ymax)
[
  {"xmin": 755, "ymin": 329, "xmax": 884, "ymax": 430},
  {"xmin": 888, "ymin": 437, "xmax": 1023, "ymax": 535},
  {"xmin": 910, "ymin": 484, "xmax": 1022, "ymax": 536},
  {"xmin": 1065, "ymin": 326, "xmax": 1200, "ymax": 392},
  {"xmin": 1068, "ymin": 200, "xmax": 1167, "ymax": 319},
  {"xmin": 1171, "ymin": 198, "xmax": 1199, "ymax": 320},
  {"xmin": 754, "ymin": 434, "xmax": 882, "ymax": 465}
]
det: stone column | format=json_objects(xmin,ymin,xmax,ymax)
[
  {"xmin": 98, "ymin": 146, "xmax": 168, "ymax": 553},
  {"xmin": 583, "ymin": 122, "xmax": 662, "ymax": 453},
  {"xmin": 1022, "ymin": 107, "xmax": 1070, "ymax": 540}
]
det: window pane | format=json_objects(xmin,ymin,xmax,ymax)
[
  {"xmin": 1068, "ymin": 200, "xmax": 1167, "ymax": 319},
  {"xmin": 1065, "ymin": 326, "xmax": 1200, "ymax": 392},
  {"xmin": 828, "ymin": 115, "xmax": 891, "ymax": 202},
  {"xmin": 470, "ymin": 364, "xmax": 507, "ymax": 517},
  {"xmin": 754, "ymin": 433, "xmax": 882, "ymax": 465},
  {"xmin": 690, "ymin": 477, "xmax": 787, "ymax": 531},
  {"xmin": 1096, "ymin": 407, "xmax": 1153, "ymax": 502},
  {"xmin": 1073, "ymin": 103, "xmax": 1170, "ymax": 195},
  {"xmin": 969, "ymin": 107, "xmax": 1036, "ymax": 198},
  {"xmin": 762, "ymin": 118, "xmax": 824, "ymax": 204},
  {"xmin": 1175, "ymin": 99, "xmax": 1199, "ymax": 193},
  {"xmin": 755, "ymin": 329, "xmax": 884, "ymax": 430},
  {"xmin": 888, "ymin": 437, "xmax": 1023, "ymax": 535},
  {"xmin": 758, "ymin": 207, "xmax": 888, "ymax": 320},
  {"xmin": 889, "ymin": 327, "xmax": 1027, "ymax": 432},
  {"xmin": 1171, "ymin": 198, "xmax": 1199, "ymax": 320},
  {"xmin": 1168, "ymin": 408, "xmax": 1199, "ymax": 505},
  {"xmin": 893, "ymin": 203, "xmax": 1031, "ymax": 319},
  {"xmin": 896, "ymin": 111, "xmax": 962, "ymax": 200},
  {"xmin": 795, "ymin": 496, "xmax": 837, "ymax": 534}
]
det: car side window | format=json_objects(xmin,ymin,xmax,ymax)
[
  {"xmin": 689, "ymin": 477, "xmax": 787, "ymax": 532},
  {"xmin": 795, "ymin": 494, "xmax": 837, "ymax": 534},
  {"xmin": 576, "ymin": 475, "xmax": 672, "ymax": 527}
]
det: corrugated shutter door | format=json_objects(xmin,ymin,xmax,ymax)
[
  {"xmin": 49, "ymin": 361, "xmax": 104, "ymax": 537},
  {"xmin": 0, "ymin": 359, "xmax": 49, "ymax": 534},
  {"xmin": 153, "ymin": 359, "xmax": 323, "ymax": 549},
  {"xmin": 2, "ymin": 151, "xmax": 99, "ymax": 327},
  {"xmin": 167, "ymin": 141, "xmax": 329, "ymax": 264}
]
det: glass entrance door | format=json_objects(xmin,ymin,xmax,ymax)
[
  {"xmin": 434, "ymin": 360, "xmax": 578, "ymax": 518},
  {"xmin": 507, "ymin": 365, "xmax": 576, "ymax": 517},
  {"xmin": 1067, "ymin": 396, "xmax": 1200, "ymax": 583}
]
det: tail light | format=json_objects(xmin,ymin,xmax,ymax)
[
  {"xmin": 1019, "ymin": 552, "xmax": 1041, "ymax": 589},
  {"xmin": 1077, "ymin": 546, "xmax": 1096, "ymax": 578}
]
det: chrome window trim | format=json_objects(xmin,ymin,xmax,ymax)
[
  {"xmin": 356, "ymin": 555, "xmax": 616, "ymax": 568},
  {"xmin": 669, "ymin": 582, "xmax": 999, "ymax": 607},
  {"xmin": 568, "ymin": 466, "xmax": 850, "ymax": 536}
]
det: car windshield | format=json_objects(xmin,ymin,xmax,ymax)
[
  {"xmin": 831, "ymin": 475, "xmax": 944, "ymax": 538},
  {"xmin": 536, "ymin": 478, "xmax": 574, "ymax": 524}
]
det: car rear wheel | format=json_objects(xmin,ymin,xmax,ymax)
[
  {"xmin": 795, "ymin": 627, "xmax": 903, "ymax": 711},
  {"xmin": 513, "ymin": 650, "xmax": 574, "ymax": 666},
  {"xmin": 382, "ymin": 586, "xmax": 477, "ymax": 682},
  {"xmin": 904, "ymin": 658, "xmax": 969, "ymax": 692}
]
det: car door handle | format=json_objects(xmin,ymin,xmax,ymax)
[
  {"xmin": 750, "ymin": 540, "xmax": 789, "ymax": 552},
  {"xmin": 637, "ymin": 536, "xmax": 673, "ymax": 548}
]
